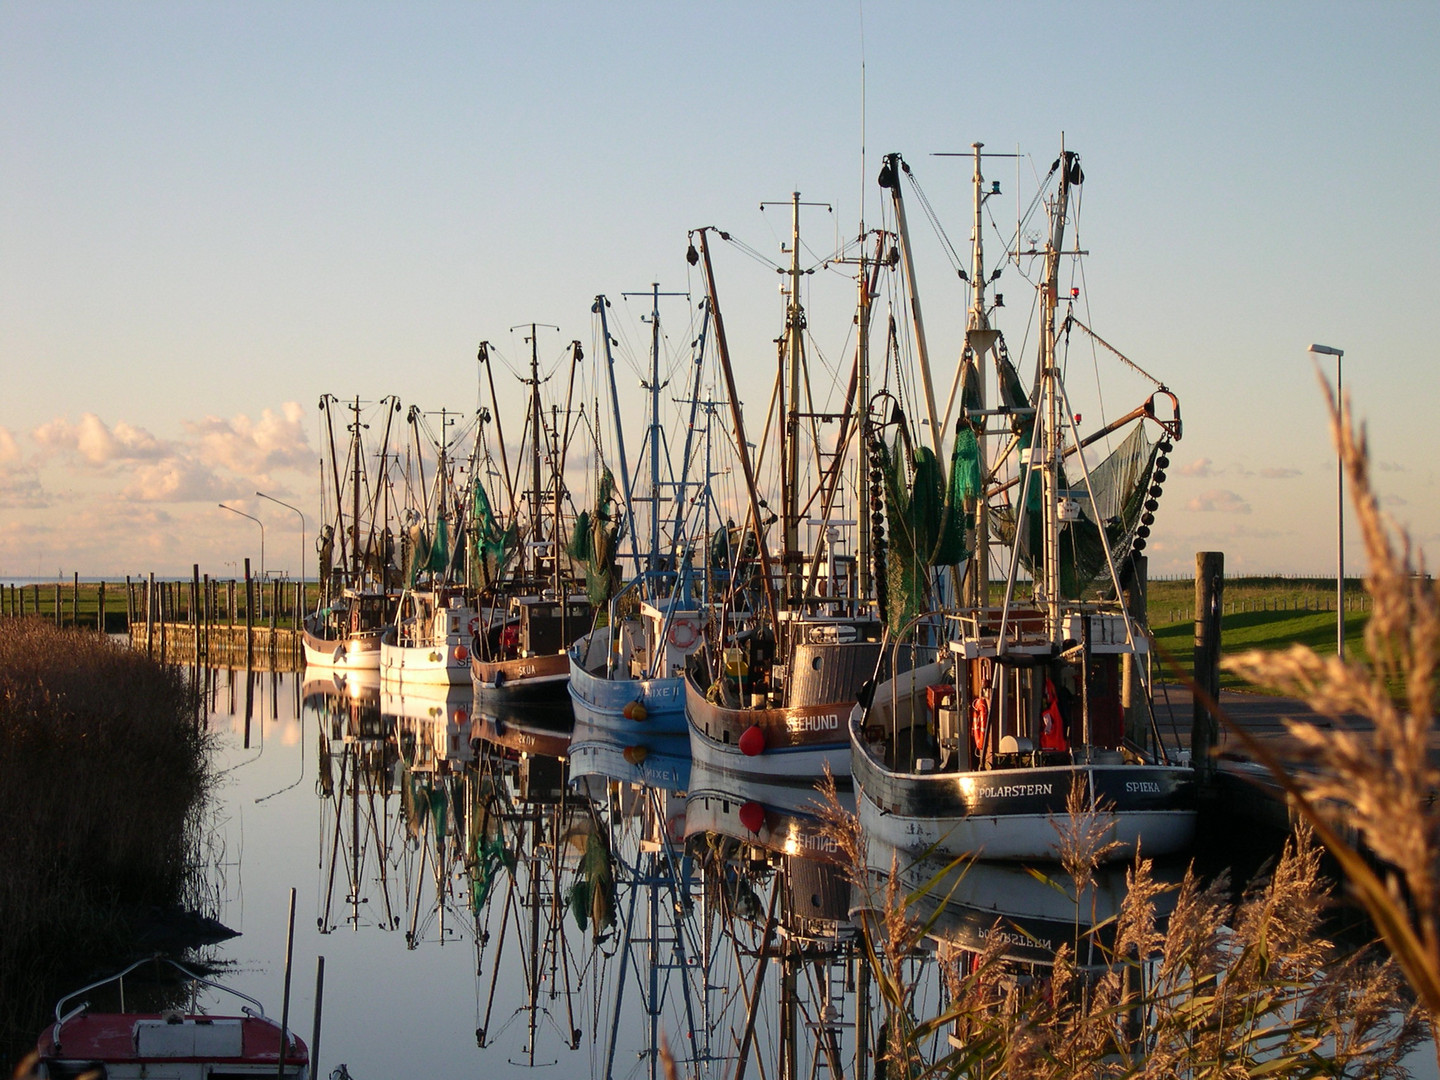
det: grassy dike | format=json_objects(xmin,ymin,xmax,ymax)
[
  {"xmin": 0, "ymin": 620, "xmax": 212, "ymax": 1067},
  {"xmin": 1144, "ymin": 577, "xmax": 1375, "ymax": 690}
]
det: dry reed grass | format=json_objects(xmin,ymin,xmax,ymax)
[
  {"xmin": 830, "ymin": 775, "xmax": 1420, "ymax": 1072},
  {"xmin": 1216, "ymin": 377, "xmax": 1440, "ymax": 1071},
  {"xmin": 0, "ymin": 620, "xmax": 211, "ymax": 1069}
]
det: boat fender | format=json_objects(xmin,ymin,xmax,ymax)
[
  {"xmin": 622, "ymin": 700, "xmax": 648, "ymax": 721},
  {"xmin": 738, "ymin": 800, "xmax": 766, "ymax": 834},
  {"xmin": 668, "ymin": 620, "xmax": 698, "ymax": 649},
  {"xmin": 454, "ymin": 644, "xmax": 469, "ymax": 662},
  {"xmin": 454, "ymin": 707, "xmax": 468, "ymax": 726},
  {"xmin": 622, "ymin": 745, "xmax": 648, "ymax": 765},
  {"xmin": 738, "ymin": 724, "xmax": 766, "ymax": 757}
]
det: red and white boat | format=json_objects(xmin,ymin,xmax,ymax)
[{"xmin": 33, "ymin": 957, "xmax": 309, "ymax": 1080}]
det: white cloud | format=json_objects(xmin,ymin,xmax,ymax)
[
  {"xmin": 1180, "ymin": 457, "xmax": 1214, "ymax": 477},
  {"xmin": 1186, "ymin": 489, "xmax": 1251, "ymax": 514},
  {"xmin": 1259, "ymin": 466, "xmax": 1301, "ymax": 479},
  {"xmin": 186, "ymin": 402, "xmax": 315, "ymax": 478},
  {"xmin": 31, "ymin": 413, "xmax": 170, "ymax": 466},
  {"xmin": 121, "ymin": 458, "xmax": 233, "ymax": 503}
]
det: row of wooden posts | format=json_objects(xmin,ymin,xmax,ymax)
[{"xmin": 0, "ymin": 562, "xmax": 306, "ymax": 668}]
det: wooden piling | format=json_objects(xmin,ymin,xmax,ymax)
[
  {"xmin": 97, "ymin": 580, "xmax": 106, "ymax": 632},
  {"xmin": 1192, "ymin": 551, "xmax": 1224, "ymax": 783},
  {"xmin": 244, "ymin": 559, "xmax": 254, "ymax": 666},
  {"xmin": 146, "ymin": 573, "xmax": 155, "ymax": 658}
]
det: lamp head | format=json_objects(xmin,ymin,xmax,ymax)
[{"xmin": 1307, "ymin": 343, "xmax": 1344, "ymax": 357}]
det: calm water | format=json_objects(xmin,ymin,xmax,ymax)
[{"xmin": 193, "ymin": 666, "xmax": 1434, "ymax": 1080}]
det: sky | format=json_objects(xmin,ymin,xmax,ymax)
[{"xmin": 2, "ymin": 1, "xmax": 1437, "ymax": 583}]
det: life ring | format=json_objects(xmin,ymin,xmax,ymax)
[
  {"xmin": 467, "ymin": 616, "xmax": 480, "ymax": 637},
  {"xmin": 970, "ymin": 697, "xmax": 988, "ymax": 757},
  {"xmin": 667, "ymin": 620, "xmax": 699, "ymax": 650}
]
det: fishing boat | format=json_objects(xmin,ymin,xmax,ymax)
[
  {"xmin": 469, "ymin": 332, "xmax": 591, "ymax": 707},
  {"xmin": 849, "ymin": 142, "xmax": 1195, "ymax": 864},
  {"xmin": 303, "ymin": 395, "xmax": 404, "ymax": 670},
  {"xmin": 381, "ymin": 586, "xmax": 479, "ymax": 685},
  {"xmin": 381, "ymin": 406, "xmax": 482, "ymax": 686},
  {"xmin": 682, "ymin": 205, "xmax": 887, "ymax": 782},
  {"xmin": 33, "ymin": 956, "xmax": 309, "ymax": 1080},
  {"xmin": 568, "ymin": 287, "xmax": 716, "ymax": 738}
]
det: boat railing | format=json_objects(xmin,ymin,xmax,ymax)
[{"xmin": 53, "ymin": 954, "xmax": 270, "ymax": 1045}]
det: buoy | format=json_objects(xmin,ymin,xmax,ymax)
[
  {"xmin": 622, "ymin": 700, "xmax": 648, "ymax": 721},
  {"xmin": 622, "ymin": 745, "xmax": 649, "ymax": 765},
  {"xmin": 454, "ymin": 644, "xmax": 469, "ymax": 662},
  {"xmin": 738, "ymin": 800, "xmax": 766, "ymax": 834},
  {"xmin": 738, "ymin": 724, "xmax": 766, "ymax": 757}
]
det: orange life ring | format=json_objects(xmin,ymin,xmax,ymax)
[
  {"xmin": 668, "ymin": 619, "xmax": 699, "ymax": 649},
  {"xmin": 970, "ymin": 696, "xmax": 988, "ymax": 757}
]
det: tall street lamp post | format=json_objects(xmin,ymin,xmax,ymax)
[
  {"xmin": 1308, "ymin": 342, "xmax": 1346, "ymax": 660},
  {"xmin": 218, "ymin": 503, "xmax": 265, "ymax": 584},
  {"xmin": 256, "ymin": 491, "xmax": 306, "ymax": 586}
]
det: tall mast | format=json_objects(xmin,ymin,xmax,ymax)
[
  {"xmin": 1038, "ymin": 142, "xmax": 1075, "ymax": 636},
  {"xmin": 622, "ymin": 282, "xmax": 686, "ymax": 578},
  {"xmin": 964, "ymin": 142, "xmax": 1001, "ymax": 610},
  {"xmin": 784, "ymin": 193, "xmax": 803, "ymax": 588},
  {"xmin": 349, "ymin": 396, "xmax": 363, "ymax": 584},
  {"xmin": 880, "ymin": 155, "xmax": 943, "ymax": 458},
  {"xmin": 595, "ymin": 297, "xmax": 642, "ymax": 580},
  {"xmin": 693, "ymin": 227, "xmax": 778, "ymax": 627}
]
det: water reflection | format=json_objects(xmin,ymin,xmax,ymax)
[{"xmin": 191, "ymin": 670, "xmax": 1417, "ymax": 1079}]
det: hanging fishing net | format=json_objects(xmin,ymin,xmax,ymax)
[
  {"xmin": 991, "ymin": 421, "xmax": 1157, "ymax": 599},
  {"xmin": 566, "ymin": 468, "xmax": 622, "ymax": 607},
  {"xmin": 469, "ymin": 480, "xmax": 518, "ymax": 591},
  {"xmin": 879, "ymin": 405, "xmax": 978, "ymax": 634}
]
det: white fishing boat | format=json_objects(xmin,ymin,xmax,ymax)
[
  {"xmin": 849, "ymin": 143, "xmax": 1196, "ymax": 864},
  {"xmin": 381, "ymin": 587, "xmax": 479, "ymax": 685},
  {"xmin": 304, "ymin": 394, "xmax": 404, "ymax": 671}
]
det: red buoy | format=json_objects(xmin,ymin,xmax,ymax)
[
  {"xmin": 738, "ymin": 800, "xmax": 766, "ymax": 834},
  {"xmin": 622, "ymin": 745, "xmax": 649, "ymax": 765},
  {"xmin": 738, "ymin": 724, "xmax": 766, "ymax": 757}
]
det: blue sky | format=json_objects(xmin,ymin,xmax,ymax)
[{"xmin": 2, "ymin": 2, "xmax": 1437, "ymax": 580}]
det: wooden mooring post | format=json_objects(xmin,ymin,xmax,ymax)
[
  {"xmin": 244, "ymin": 559, "xmax": 254, "ymax": 666},
  {"xmin": 1192, "ymin": 551, "xmax": 1224, "ymax": 783}
]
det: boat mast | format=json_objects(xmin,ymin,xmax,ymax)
[
  {"xmin": 349, "ymin": 396, "xmax": 364, "ymax": 585},
  {"xmin": 595, "ymin": 297, "xmax": 642, "ymax": 582},
  {"xmin": 879, "ymin": 155, "xmax": 943, "ymax": 458},
  {"xmin": 691, "ymin": 227, "xmax": 779, "ymax": 627},
  {"xmin": 1038, "ymin": 141, "xmax": 1075, "ymax": 638},
  {"xmin": 782, "ymin": 193, "xmax": 804, "ymax": 600},
  {"xmin": 965, "ymin": 143, "xmax": 998, "ymax": 610}
]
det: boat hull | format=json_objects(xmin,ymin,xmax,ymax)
[
  {"xmin": 684, "ymin": 674, "xmax": 850, "ymax": 781},
  {"xmin": 568, "ymin": 641, "xmax": 688, "ymax": 737},
  {"xmin": 471, "ymin": 650, "xmax": 573, "ymax": 708},
  {"xmin": 850, "ymin": 701, "xmax": 1196, "ymax": 862},
  {"xmin": 37, "ymin": 1013, "xmax": 309, "ymax": 1080},
  {"xmin": 301, "ymin": 623, "xmax": 384, "ymax": 670},
  {"xmin": 380, "ymin": 637, "xmax": 471, "ymax": 684}
]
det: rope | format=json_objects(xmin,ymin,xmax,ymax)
[{"xmin": 1063, "ymin": 314, "xmax": 1166, "ymax": 388}]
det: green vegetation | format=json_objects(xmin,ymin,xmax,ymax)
[{"xmin": 0, "ymin": 620, "xmax": 212, "ymax": 1067}]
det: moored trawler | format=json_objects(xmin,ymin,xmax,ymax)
[
  {"xmin": 850, "ymin": 141, "xmax": 1196, "ymax": 864},
  {"xmin": 380, "ymin": 588, "xmax": 478, "ymax": 685}
]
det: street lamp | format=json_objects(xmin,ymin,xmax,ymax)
[
  {"xmin": 256, "ymin": 491, "xmax": 305, "ymax": 587},
  {"xmin": 218, "ymin": 503, "xmax": 265, "ymax": 583},
  {"xmin": 1307, "ymin": 343, "xmax": 1345, "ymax": 660}
]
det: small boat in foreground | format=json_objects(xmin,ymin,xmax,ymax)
[{"xmin": 33, "ymin": 956, "xmax": 309, "ymax": 1080}]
